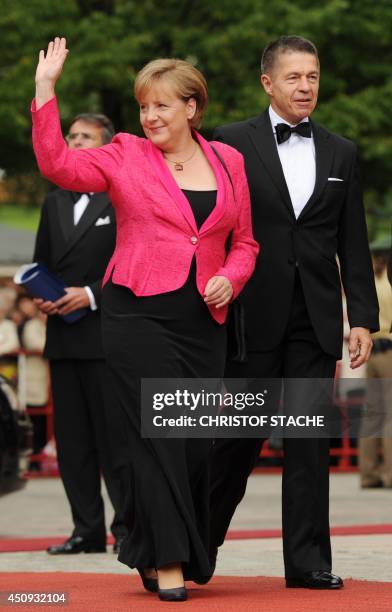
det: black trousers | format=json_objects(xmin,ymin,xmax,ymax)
[
  {"xmin": 210, "ymin": 273, "xmax": 336, "ymax": 578},
  {"xmin": 50, "ymin": 359, "xmax": 127, "ymax": 544}
]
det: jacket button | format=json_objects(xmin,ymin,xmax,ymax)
[{"xmin": 190, "ymin": 236, "xmax": 198, "ymax": 245}]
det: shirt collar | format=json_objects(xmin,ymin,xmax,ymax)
[{"xmin": 269, "ymin": 105, "xmax": 310, "ymax": 133}]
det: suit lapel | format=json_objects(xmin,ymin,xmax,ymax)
[
  {"xmin": 55, "ymin": 190, "xmax": 75, "ymax": 243},
  {"xmin": 145, "ymin": 133, "xmax": 227, "ymax": 234},
  {"xmin": 195, "ymin": 131, "xmax": 226, "ymax": 234},
  {"xmin": 54, "ymin": 193, "xmax": 111, "ymax": 265},
  {"xmin": 146, "ymin": 139, "xmax": 198, "ymax": 233},
  {"xmin": 248, "ymin": 111, "xmax": 295, "ymax": 218},
  {"xmin": 248, "ymin": 113, "xmax": 335, "ymax": 222},
  {"xmin": 297, "ymin": 121, "xmax": 333, "ymax": 220}
]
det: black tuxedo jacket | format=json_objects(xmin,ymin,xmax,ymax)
[
  {"xmin": 33, "ymin": 189, "xmax": 116, "ymax": 360},
  {"xmin": 215, "ymin": 110, "xmax": 379, "ymax": 358}
]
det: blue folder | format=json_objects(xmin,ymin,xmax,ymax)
[{"xmin": 14, "ymin": 263, "xmax": 88, "ymax": 324}]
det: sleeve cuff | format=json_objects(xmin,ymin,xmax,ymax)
[
  {"xmin": 31, "ymin": 95, "xmax": 57, "ymax": 114},
  {"xmin": 84, "ymin": 286, "xmax": 98, "ymax": 311}
]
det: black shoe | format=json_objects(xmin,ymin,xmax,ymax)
[
  {"xmin": 286, "ymin": 571, "xmax": 344, "ymax": 589},
  {"xmin": 361, "ymin": 481, "xmax": 383, "ymax": 488},
  {"xmin": 158, "ymin": 586, "xmax": 187, "ymax": 602},
  {"xmin": 137, "ymin": 568, "xmax": 158, "ymax": 593},
  {"xmin": 113, "ymin": 535, "xmax": 126, "ymax": 554},
  {"xmin": 47, "ymin": 536, "xmax": 106, "ymax": 555}
]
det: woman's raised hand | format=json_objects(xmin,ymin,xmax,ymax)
[
  {"xmin": 36, "ymin": 37, "xmax": 68, "ymax": 84},
  {"xmin": 35, "ymin": 37, "xmax": 68, "ymax": 109}
]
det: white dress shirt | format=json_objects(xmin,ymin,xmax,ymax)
[
  {"xmin": 73, "ymin": 192, "xmax": 97, "ymax": 311},
  {"xmin": 73, "ymin": 193, "xmax": 91, "ymax": 225},
  {"xmin": 269, "ymin": 106, "xmax": 316, "ymax": 219}
]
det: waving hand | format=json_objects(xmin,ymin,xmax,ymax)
[{"xmin": 35, "ymin": 37, "xmax": 69, "ymax": 109}]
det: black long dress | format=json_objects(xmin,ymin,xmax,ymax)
[{"xmin": 101, "ymin": 190, "xmax": 227, "ymax": 581}]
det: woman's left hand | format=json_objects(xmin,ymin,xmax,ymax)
[{"xmin": 204, "ymin": 276, "xmax": 233, "ymax": 308}]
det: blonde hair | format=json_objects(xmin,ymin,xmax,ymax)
[{"xmin": 134, "ymin": 58, "xmax": 208, "ymax": 129}]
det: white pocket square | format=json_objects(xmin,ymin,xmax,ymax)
[
  {"xmin": 95, "ymin": 216, "xmax": 111, "ymax": 226},
  {"xmin": 328, "ymin": 177, "xmax": 344, "ymax": 182}
]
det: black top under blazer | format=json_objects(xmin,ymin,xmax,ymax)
[
  {"xmin": 33, "ymin": 189, "xmax": 116, "ymax": 360},
  {"xmin": 214, "ymin": 110, "xmax": 379, "ymax": 358}
]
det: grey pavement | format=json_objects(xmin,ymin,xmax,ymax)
[
  {"xmin": 0, "ymin": 224, "xmax": 35, "ymax": 266},
  {"xmin": 0, "ymin": 473, "xmax": 391, "ymax": 582}
]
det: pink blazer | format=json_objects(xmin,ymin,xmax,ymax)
[{"xmin": 31, "ymin": 97, "xmax": 259, "ymax": 324}]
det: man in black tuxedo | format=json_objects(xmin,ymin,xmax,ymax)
[
  {"xmin": 210, "ymin": 36, "xmax": 379, "ymax": 588},
  {"xmin": 34, "ymin": 112, "xmax": 127, "ymax": 554}
]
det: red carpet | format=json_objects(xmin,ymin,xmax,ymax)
[
  {"xmin": 227, "ymin": 523, "xmax": 392, "ymax": 540},
  {"xmin": 0, "ymin": 573, "xmax": 391, "ymax": 611},
  {"xmin": 1, "ymin": 524, "xmax": 392, "ymax": 553}
]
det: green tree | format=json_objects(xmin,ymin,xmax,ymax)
[{"xmin": 0, "ymin": 0, "xmax": 391, "ymax": 235}]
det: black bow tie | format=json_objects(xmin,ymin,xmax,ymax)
[
  {"xmin": 275, "ymin": 122, "xmax": 312, "ymax": 144},
  {"xmin": 71, "ymin": 192, "xmax": 90, "ymax": 203}
]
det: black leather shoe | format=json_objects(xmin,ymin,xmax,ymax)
[
  {"xmin": 137, "ymin": 568, "xmax": 158, "ymax": 593},
  {"xmin": 113, "ymin": 535, "xmax": 126, "ymax": 554},
  {"xmin": 286, "ymin": 571, "xmax": 344, "ymax": 589},
  {"xmin": 158, "ymin": 586, "xmax": 187, "ymax": 602},
  {"xmin": 47, "ymin": 536, "xmax": 106, "ymax": 555},
  {"xmin": 361, "ymin": 481, "xmax": 383, "ymax": 488}
]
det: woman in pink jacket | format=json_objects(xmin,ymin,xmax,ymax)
[{"xmin": 33, "ymin": 37, "xmax": 259, "ymax": 602}]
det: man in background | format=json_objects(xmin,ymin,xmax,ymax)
[
  {"xmin": 34, "ymin": 112, "xmax": 127, "ymax": 554},
  {"xmin": 359, "ymin": 243, "xmax": 392, "ymax": 488}
]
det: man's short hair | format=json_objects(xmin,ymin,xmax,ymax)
[
  {"xmin": 261, "ymin": 36, "xmax": 319, "ymax": 74},
  {"xmin": 70, "ymin": 113, "xmax": 115, "ymax": 144}
]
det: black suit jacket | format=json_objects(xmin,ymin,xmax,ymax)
[
  {"xmin": 215, "ymin": 110, "xmax": 379, "ymax": 358},
  {"xmin": 33, "ymin": 189, "xmax": 116, "ymax": 360}
]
